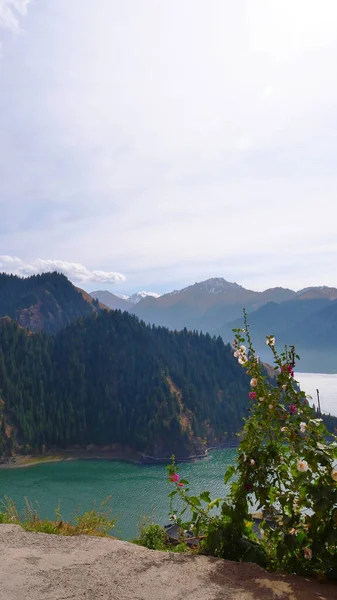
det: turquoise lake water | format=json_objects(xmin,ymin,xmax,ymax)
[
  {"xmin": 0, "ymin": 373, "xmax": 335, "ymax": 540},
  {"xmin": 0, "ymin": 449, "xmax": 236, "ymax": 540}
]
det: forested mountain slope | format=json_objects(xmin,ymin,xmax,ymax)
[
  {"xmin": 0, "ymin": 272, "xmax": 102, "ymax": 334},
  {"xmin": 0, "ymin": 311, "xmax": 251, "ymax": 459}
]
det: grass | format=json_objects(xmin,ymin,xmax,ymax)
[
  {"xmin": 133, "ymin": 516, "xmax": 192, "ymax": 553},
  {"xmin": 0, "ymin": 495, "xmax": 116, "ymax": 537}
]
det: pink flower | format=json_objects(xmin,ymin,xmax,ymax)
[
  {"xmin": 169, "ymin": 473, "xmax": 180, "ymax": 483},
  {"xmin": 178, "ymin": 482, "xmax": 184, "ymax": 488},
  {"xmin": 303, "ymin": 547, "xmax": 312, "ymax": 560},
  {"xmin": 289, "ymin": 404, "xmax": 297, "ymax": 415},
  {"xmin": 248, "ymin": 391, "xmax": 256, "ymax": 400}
]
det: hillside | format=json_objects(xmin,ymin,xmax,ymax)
[
  {"xmin": 132, "ymin": 278, "xmax": 297, "ymax": 332},
  {"xmin": 217, "ymin": 298, "xmax": 337, "ymax": 372},
  {"xmin": 0, "ymin": 272, "xmax": 104, "ymax": 334},
  {"xmin": 0, "ymin": 311, "xmax": 251, "ymax": 459}
]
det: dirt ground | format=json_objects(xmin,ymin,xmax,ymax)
[{"xmin": 0, "ymin": 524, "xmax": 336, "ymax": 600}]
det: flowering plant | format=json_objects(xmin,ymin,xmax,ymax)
[{"xmin": 167, "ymin": 312, "xmax": 337, "ymax": 578}]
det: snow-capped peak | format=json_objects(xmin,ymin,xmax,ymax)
[{"xmin": 128, "ymin": 291, "xmax": 160, "ymax": 304}]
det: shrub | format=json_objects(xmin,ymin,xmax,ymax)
[
  {"xmin": 167, "ymin": 312, "xmax": 337, "ymax": 578},
  {"xmin": 134, "ymin": 518, "xmax": 167, "ymax": 550}
]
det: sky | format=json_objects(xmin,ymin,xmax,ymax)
[{"xmin": 0, "ymin": 0, "xmax": 336, "ymax": 295}]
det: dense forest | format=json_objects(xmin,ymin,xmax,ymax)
[
  {"xmin": 0, "ymin": 310, "xmax": 252, "ymax": 459},
  {"xmin": 0, "ymin": 272, "xmax": 101, "ymax": 334}
]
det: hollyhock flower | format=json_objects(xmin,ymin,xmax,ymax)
[
  {"xmin": 297, "ymin": 460, "xmax": 309, "ymax": 472},
  {"xmin": 250, "ymin": 378, "xmax": 258, "ymax": 387},
  {"xmin": 234, "ymin": 350, "xmax": 239, "ymax": 358},
  {"xmin": 269, "ymin": 404, "xmax": 274, "ymax": 410},
  {"xmin": 238, "ymin": 357, "xmax": 247, "ymax": 365},
  {"xmin": 248, "ymin": 391, "xmax": 256, "ymax": 400},
  {"xmin": 289, "ymin": 528, "xmax": 296, "ymax": 535},
  {"xmin": 178, "ymin": 482, "xmax": 184, "ymax": 488},
  {"xmin": 303, "ymin": 547, "xmax": 312, "ymax": 560},
  {"xmin": 331, "ymin": 468, "xmax": 337, "ymax": 482},
  {"xmin": 169, "ymin": 473, "xmax": 180, "ymax": 483},
  {"xmin": 289, "ymin": 404, "xmax": 297, "ymax": 415},
  {"xmin": 259, "ymin": 397, "xmax": 265, "ymax": 402},
  {"xmin": 299, "ymin": 422, "xmax": 307, "ymax": 433},
  {"xmin": 250, "ymin": 459, "xmax": 255, "ymax": 466},
  {"xmin": 239, "ymin": 345, "xmax": 246, "ymax": 352},
  {"xmin": 280, "ymin": 427, "xmax": 288, "ymax": 433}
]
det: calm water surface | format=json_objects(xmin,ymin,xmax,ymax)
[
  {"xmin": 0, "ymin": 449, "xmax": 236, "ymax": 540},
  {"xmin": 296, "ymin": 372, "xmax": 337, "ymax": 416}
]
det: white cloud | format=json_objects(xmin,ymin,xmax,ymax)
[
  {"xmin": 0, "ymin": 0, "xmax": 31, "ymax": 33},
  {"xmin": 0, "ymin": 256, "xmax": 126, "ymax": 284}
]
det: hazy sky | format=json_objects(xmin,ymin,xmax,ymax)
[{"xmin": 0, "ymin": 0, "xmax": 336, "ymax": 294}]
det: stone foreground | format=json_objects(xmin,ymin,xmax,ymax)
[{"xmin": 0, "ymin": 525, "xmax": 336, "ymax": 600}]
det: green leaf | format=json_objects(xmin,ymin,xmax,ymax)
[
  {"xmin": 224, "ymin": 465, "xmax": 236, "ymax": 484},
  {"xmin": 200, "ymin": 491, "xmax": 211, "ymax": 504},
  {"xmin": 189, "ymin": 496, "xmax": 202, "ymax": 507}
]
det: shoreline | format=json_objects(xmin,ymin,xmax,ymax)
[{"xmin": 0, "ymin": 443, "xmax": 239, "ymax": 470}]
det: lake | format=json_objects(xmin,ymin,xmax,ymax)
[
  {"xmin": 296, "ymin": 372, "xmax": 337, "ymax": 416},
  {"xmin": 0, "ymin": 372, "xmax": 335, "ymax": 540},
  {"xmin": 0, "ymin": 448, "xmax": 236, "ymax": 540}
]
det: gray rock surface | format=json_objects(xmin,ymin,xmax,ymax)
[{"xmin": 0, "ymin": 525, "xmax": 336, "ymax": 600}]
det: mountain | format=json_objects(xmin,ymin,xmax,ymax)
[
  {"xmin": 0, "ymin": 311, "xmax": 251, "ymax": 459},
  {"xmin": 133, "ymin": 278, "xmax": 296, "ymax": 332},
  {"xmin": 296, "ymin": 286, "xmax": 337, "ymax": 301},
  {"xmin": 0, "ymin": 272, "xmax": 104, "ymax": 334},
  {"xmin": 218, "ymin": 297, "xmax": 337, "ymax": 372},
  {"xmin": 90, "ymin": 290, "xmax": 131, "ymax": 311},
  {"xmin": 90, "ymin": 290, "xmax": 160, "ymax": 310}
]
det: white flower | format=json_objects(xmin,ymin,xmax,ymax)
[
  {"xmin": 297, "ymin": 460, "xmax": 309, "ymax": 472},
  {"xmin": 280, "ymin": 427, "xmax": 288, "ymax": 433},
  {"xmin": 299, "ymin": 422, "xmax": 307, "ymax": 433},
  {"xmin": 239, "ymin": 345, "xmax": 246, "ymax": 352},
  {"xmin": 266, "ymin": 336, "xmax": 275, "ymax": 346},
  {"xmin": 241, "ymin": 329, "xmax": 246, "ymax": 333},
  {"xmin": 238, "ymin": 357, "xmax": 247, "ymax": 365},
  {"xmin": 190, "ymin": 523, "xmax": 194, "ymax": 530},
  {"xmin": 250, "ymin": 378, "xmax": 258, "ymax": 387},
  {"xmin": 233, "ymin": 350, "xmax": 239, "ymax": 358},
  {"xmin": 331, "ymin": 468, "xmax": 337, "ymax": 482},
  {"xmin": 250, "ymin": 459, "xmax": 255, "ymax": 466},
  {"xmin": 259, "ymin": 397, "xmax": 265, "ymax": 403}
]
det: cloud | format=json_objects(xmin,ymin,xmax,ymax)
[
  {"xmin": 0, "ymin": 1, "xmax": 336, "ymax": 294},
  {"xmin": 0, "ymin": 0, "xmax": 31, "ymax": 33},
  {"xmin": 0, "ymin": 256, "xmax": 126, "ymax": 285}
]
